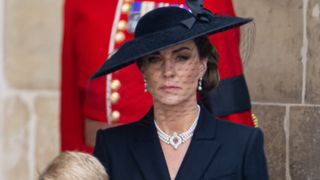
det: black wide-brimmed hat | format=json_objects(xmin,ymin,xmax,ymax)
[{"xmin": 91, "ymin": 5, "xmax": 252, "ymax": 79}]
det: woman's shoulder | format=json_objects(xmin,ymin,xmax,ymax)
[
  {"xmin": 215, "ymin": 118, "xmax": 256, "ymax": 131},
  {"xmin": 96, "ymin": 120, "xmax": 143, "ymax": 140},
  {"xmin": 93, "ymin": 120, "xmax": 148, "ymax": 171},
  {"xmin": 214, "ymin": 118, "xmax": 264, "ymax": 144},
  {"xmin": 97, "ymin": 109, "xmax": 154, "ymax": 139},
  {"xmin": 200, "ymin": 104, "xmax": 262, "ymax": 139}
]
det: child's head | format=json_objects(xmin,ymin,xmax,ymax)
[{"xmin": 39, "ymin": 151, "xmax": 108, "ymax": 180}]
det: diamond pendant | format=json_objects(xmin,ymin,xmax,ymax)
[{"xmin": 169, "ymin": 132, "xmax": 183, "ymax": 150}]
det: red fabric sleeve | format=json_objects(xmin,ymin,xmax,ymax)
[
  {"xmin": 60, "ymin": 0, "xmax": 83, "ymax": 151},
  {"xmin": 60, "ymin": 0, "xmax": 91, "ymax": 152}
]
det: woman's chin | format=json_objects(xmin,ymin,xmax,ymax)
[
  {"xmin": 155, "ymin": 96, "xmax": 186, "ymax": 106},
  {"xmin": 151, "ymin": 90, "xmax": 196, "ymax": 106}
]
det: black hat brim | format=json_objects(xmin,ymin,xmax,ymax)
[{"xmin": 91, "ymin": 16, "xmax": 252, "ymax": 79}]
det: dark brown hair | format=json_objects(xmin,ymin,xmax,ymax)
[{"xmin": 193, "ymin": 35, "xmax": 219, "ymax": 92}]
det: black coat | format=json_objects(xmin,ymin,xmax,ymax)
[{"xmin": 94, "ymin": 105, "xmax": 269, "ymax": 180}]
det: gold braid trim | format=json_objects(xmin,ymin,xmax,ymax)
[{"xmin": 252, "ymin": 113, "xmax": 259, "ymax": 128}]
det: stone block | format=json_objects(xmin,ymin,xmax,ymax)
[
  {"xmin": 289, "ymin": 106, "xmax": 320, "ymax": 179},
  {"xmin": 2, "ymin": 96, "xmax": 30, "ymax": 180},
  {"xmin": 34, "ymin": 96, "xmax": 60, "ymax": 175},
  {"xmin": 4, "ymin": 0, "xmax": 63, "ymax": 89},
  {"xmin": 234, "ymin": 0, "xmax": 303, "ymax": 103},
  {"xmin": 306, "ymin": 0, "xmax": 320, "ymax": 104},
  {"xmin": 252, "ymin": 105, "xmax": 286, "ymax": 180}
]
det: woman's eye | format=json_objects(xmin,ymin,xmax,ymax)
[
  {"xmin": 176, "ymin": 55, "xmax": 190, "ymax": 61},
  {"xmin": 146, "ymin": 57, "xmax": 162, "ymax": 63}
]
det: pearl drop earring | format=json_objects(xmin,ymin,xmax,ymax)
[
  {"xmin": 144, "ymin": 79, "xmax": 147, "ymax": 92},
  {"xmin": 198, "ymin": 77, "xmax": 203, "ymax": 91}
]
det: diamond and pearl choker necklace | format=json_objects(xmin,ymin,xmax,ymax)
[{"xmin": 154, "ymin": 105, "xmax": 200, "ymax": 150}]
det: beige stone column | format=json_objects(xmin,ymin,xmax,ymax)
[
  {"xmin": 1, "ymin": 0, "xmax": 63, "ymax": 179},
  {"xmin": 0, "ymin": 0, "xmax": 5, "ymax": 178},
  {"xmin": 234, "ymin": 0, "xmax": 320, "ymax": 179}
]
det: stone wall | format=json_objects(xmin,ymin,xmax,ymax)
[
  {"xmin": 0, "ymin": 0, "xmax": 62, "ymax": 179},
  {"xmin": 0, "ymin": 0, "xmax": 319, "ymax": 179},
  {"xmin": 234, "ymin": 0, "xmax": 320, "ymax": 179}
]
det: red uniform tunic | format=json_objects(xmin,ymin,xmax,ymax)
[{"xmin": 61, "ymin": 0, "xmax": 254, "ymax": 153}]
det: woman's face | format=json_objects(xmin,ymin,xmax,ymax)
[{"xmin": 141, "ymin": 40, "xmax": 207, "ymax": 106}]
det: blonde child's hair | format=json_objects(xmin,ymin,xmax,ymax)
[{"xmin": 39, "ymin": 151, "xmax": 108, "ymax": 180}]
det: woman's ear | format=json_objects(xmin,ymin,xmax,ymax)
[{"xmin": 199, "ymin": 58, "xmax": 208, "ymax": 77}]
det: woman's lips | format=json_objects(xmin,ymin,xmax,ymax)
[{"xmin": 160, "ymin": 85, "xmax": 181, "ymax": 91}]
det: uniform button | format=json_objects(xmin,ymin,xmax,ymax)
[
  {"xmin": 117, "ymin": 20, "xmax": 127, "ymax": 31},
  {"xmin": 111, "ymin": 111, "xmax": 120, "ymax": 122},
  {"xmin": 252, "ymin": 113, "xmax": 259, "ymax": 128},
  {"xmin": 111, "ymin": 92, "xmax": 120, "ymax": 104},
  {"xmin": 111, "ymin": 79, "xmax": 121, "ymax": 90},
  {"xmin": 121, "ymin": 3, "xmax": 131, "ymax": 13},
  {"xmin": 115, "ymin": 32, "xmax": 125, "ymax": 43}
]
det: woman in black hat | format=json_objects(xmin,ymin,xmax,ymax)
[{"xmin": 93, "ymin": 3, "xmax": 268, "ymax": 180}]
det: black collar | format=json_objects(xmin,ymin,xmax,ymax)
[{"xmin": 130, "ymin": 104, "xmax": 221, "ymax": 180}]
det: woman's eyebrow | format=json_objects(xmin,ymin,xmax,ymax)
[
  {"xmin": 149, "ymin": 51, "xmax": 160, "ymax": 55},
  {"xmin": 172, "ymin": 47, "xmax": 191, "ymax": 54}
]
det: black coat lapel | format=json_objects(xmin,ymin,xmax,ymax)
[
  {"xmin": 175, "ymin": 105, "xmax": 222, "ymax": 180},
  {"xmin": 129, "ymin": 110, "xmax": 171, "ymax": 180}
]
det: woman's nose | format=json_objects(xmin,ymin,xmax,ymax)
[{"xmin": 162, "ymin": 59, "xmax": 175, "ymax": 77}]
